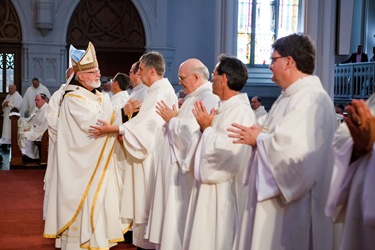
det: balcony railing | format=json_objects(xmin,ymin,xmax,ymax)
[{"xmin": 334, "ymin": 62, "xmax": 375, "ymax": 101}]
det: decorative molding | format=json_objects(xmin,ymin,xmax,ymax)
[
  {"xmin": 67, "ymin": 0, "xmax": 145, "ymax": 49},
  {"xmin": 46, "ymin": 58, "xmax": 57, "ymax": 82},
  {"xmin": 0, "ymin": 0, "xmax": 22, "ymax": 42},
  {"xmin": 32, "ymin": 58, "xmax": 44, "ymax": 80},
  {"xmin": 35, "ymin": 0, "xmax": 54, "ymax": 36}
]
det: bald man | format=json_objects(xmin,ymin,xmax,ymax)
[{"xmin": 147, "ymin": 58, "xmax": 219, "ymax": 249}]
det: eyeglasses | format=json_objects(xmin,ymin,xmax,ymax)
[
  {"xmin": 211, "ymin": 72, "xmax": 221, "ymax": 80},
  {"xmin": 84, "ymin": 69, "xmax": 101, "ymax": 75},
  {"xmin": 178, "ymin": 74, "xmax": 195, "ymax": 82},
  {"xmin": 270, "ymin": 56, "xmax": 286, "ymax": 64}
]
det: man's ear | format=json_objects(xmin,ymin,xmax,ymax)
[{"xmin": 77, "ymin": 73, "xmax": 84, "ymax": 81}]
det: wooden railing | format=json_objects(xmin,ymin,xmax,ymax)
[{"xmin": 334, "ymin": 62, "xmax": 375, "ymax": 101}]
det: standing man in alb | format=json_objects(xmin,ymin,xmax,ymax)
[
  {"xmin": 147, "ymin": 58, "xmax": 219, "ymax": 249},
  {"xmin": 182, "ymin": 55, "xmax": 256, "ymax": 250},
  {"xmin": 0, "ymin": 84, "xmax": 23, "ymax": 145},
  {"xmin": 21, "ymin": 77, "xmax": 51, "ymax": 117},
  {"xmin": 326, "ymin": 95, "xmax": 375, "ymax": 249},
  {"xmin": 89, "ymin": 51, "xmax": 177, "ymax": 249},
  {"xmin": 250, "ymin": 96, "xmax": 267, "ymax": 122},
  {"xmin": 228, "ymin": 33, "xmax": 337, "ymax": 250}
]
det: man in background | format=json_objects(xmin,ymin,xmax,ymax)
[
  {"xmin": 128, "ymin": 61, "xmax": 148, "ymax": 104},
  {"xmin": 0, "ymin": 84, "xmax": 23, "ymax": 145},
  {"xmin": 111, "ymin": 72, "xmax": 130, "ymax": 110},
  {"xmin": 18, "ymin": 93, "xmax": 48, "ymax": 159},
  {"xmin": 342, "ymin": 45, "xmax": 369, "ymax": 63},
  {"xmin": 250, "ymin": 96, "xmax": 267, "ymax": 121},
  {"xmin": 21, "ymin": 77, "xmax": 51, "ymax": 117},
  {"xmin": 101, "ymin": 80, "xmax": 113, "ymax": 97}
]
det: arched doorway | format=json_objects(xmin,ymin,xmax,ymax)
[
  {"xmin": 0, "ymin": 0, "xmax": 22, "ymax": 136},
  {"xmin": 66, "ymin": 0, "xmax": 146, "ymax": 80}
]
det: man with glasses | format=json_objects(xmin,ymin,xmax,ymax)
[
  {"xmin": 147, "ymin": 58, "xmax": 219, "ymax": 249},
  {"xmin": 44, "ymin": 42, "xmax": 128, "ymax": 249},
  {"xmin": 182, "ymin": 55, "xmax": 256, "ymax": 250},
  {"xmin": 228, "ymin": 33, "xmax": 337, "ymax": 250},
  {"xmin": 125, "ymin": 61, "xmax": 148, "ymax": 120}
]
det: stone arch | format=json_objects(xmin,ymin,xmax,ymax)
[
  {"xmin": 0, "ymin": 0, "xmax": 22, "ymax": 135},
  {"xmin": 66, "ymin": 0, "xmax": 146, "ymax": 78},
  {"xmin": 0, "ymin": 0, "xmax": 22, "ymax": 92}
]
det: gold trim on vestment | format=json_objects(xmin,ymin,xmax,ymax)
[
  {"xmin": 56, "ymin": 109, "xmax": 116, "ymax": 236},
  {"xmin": 56, "ymin": 135, "xmax": 111, "ymax": 235},
  {"xmin": 122, "ymin": 221, "xmax": 133, "ymax": 234},
  {"xmin": 91, "ymin": 140, "xmax": 115, "ymax": 231},
  {"xmin": 91, "ymin": 109, "xmax": 117, "ymax": 230}
]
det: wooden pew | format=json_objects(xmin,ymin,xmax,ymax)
[{"xmin": 9, "ymin": 108, "xmax": 48, "ymax": 169}]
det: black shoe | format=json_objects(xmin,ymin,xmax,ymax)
[{"xmin": 124, "ymin": 230, "xmax": 132, "ymax": 244}]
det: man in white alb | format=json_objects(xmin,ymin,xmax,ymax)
[
  {"xmin": 250, "ymin": 96, "xmax": 267, "ymax": 122},
  {"xmin": 182, "ymin": 55, "xmax": 256, "ymax": 250},
  {"xmin": 20, "ymin": 77, "xmax": 51, "ymax": 118},
  {"xmin": 147, "ymin": 58, "xmax": 219, "ymax": 249},
  {"xmin": 0, "ymin": 84, "xmax": 23, "ymax": 145},
  {"xmin": 18, "ymin": 93, "xmax": 48, "ymax": 159},
  {"xmin": 326, "ymin": 95, "xmax": 375, "ymax": 249},
  {"xmin": 228, "ymin": 33, "xmax": 337, "ymax": 250},
  {"xmin": 89, "ymin": 51, "xmax": 178, "ymax": 249}
]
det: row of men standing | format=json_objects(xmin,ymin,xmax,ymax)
[{"xmin": 42, "ymin": 33, "xmax": 375, "ymax": 250}]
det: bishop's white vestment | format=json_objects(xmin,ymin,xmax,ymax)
[
  {"xmin": 43, "ymin": 84, "xmax": 127, "ymax": 249},
  {"xmin": 326, "ymin": 93, "xmax": 375, "ymax": 250},
  {"xmin": 183, "ymin": 93, "xmax": 256, "ymax": 250},
  {"xmin": 234, "ymin": 76, "xmax": 337, "ymax": 250}
]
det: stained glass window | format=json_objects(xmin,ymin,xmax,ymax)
[
  {"xmin": 0, "ymin": 53, "xmax": 15, "ymax": 93},
  {"xmin": 237, "ymin": 0, "xmax": 301, "ymax": 66}
]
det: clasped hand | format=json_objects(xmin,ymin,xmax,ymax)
[
  {"xmin": 345, "ymin": 99, "xmax": 375, "ymax": 156},
  {"xmin": 192, "ymin": 100, "xmax": 215, "ymax": 132},
  {"xmin": 227, "ymin": 123, "xmax": 262, "ymax": 146},
  {"xmin": 156, "ymin": 100, "xmax": 177, "ymax": 122},
  {"xmin": 123, "ymin": 98, "xmax": 142, "ymax": 116}
]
